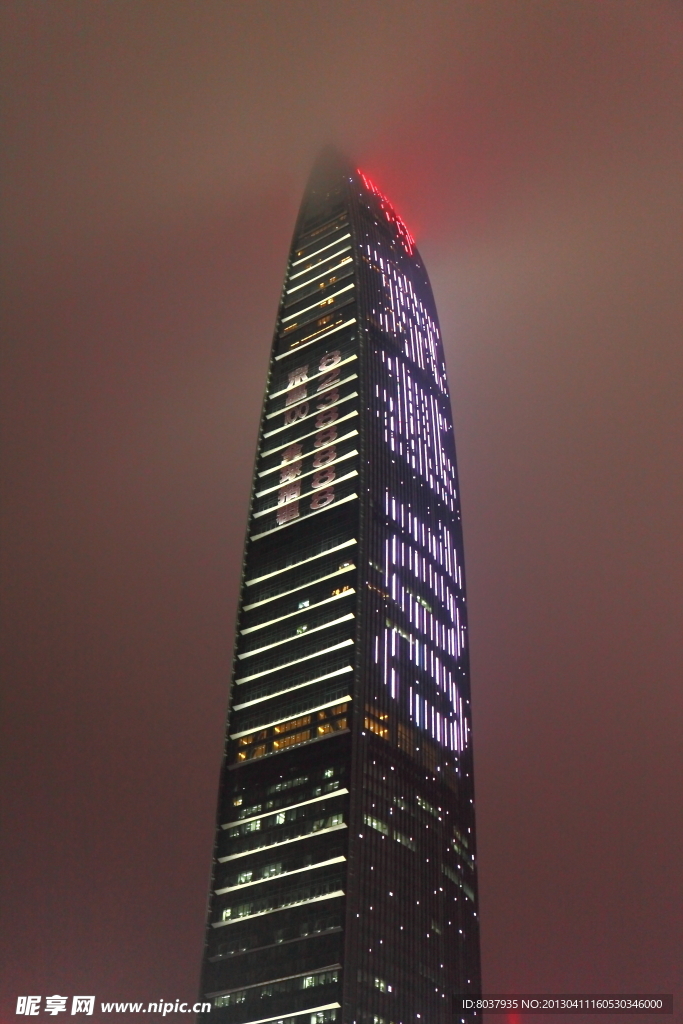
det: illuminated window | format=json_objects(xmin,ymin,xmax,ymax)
[
  {"xmin": 214, "ymin": 991, "xmax": 245, "ymax": 1007},
  {"xmin": 313, "ymin": 813, "xmax": 343, "ymax": 831},
  {"xmin": 364, "ymin": 715, "xmax": 389, "ymax": 740},
  {"xmin": 364, "ymin": 814, "xmax": 389, "ymax": 836},
  {"xmin": 273, "ymin": 729, "xmax": 311, "ymax": 751},
  {"xmin": 273, "ymin": 715, "xmax": 312, "ymax": 735}
]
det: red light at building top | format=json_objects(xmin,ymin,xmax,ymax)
[{"xmin": 358, "ymin": 170, "xmax": 416, "ymax": 256}]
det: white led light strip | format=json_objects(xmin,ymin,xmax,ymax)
[
  {"xmin": 207, "ymin": 966, "xmax": 341, "ymax": 999},
  {"xmin": 286, "ymin": 254, "xmax": 352, "ymax": 293},
  {"xmin": 291, "ymin": 231, "xmax": 350, "ymax": 266},
  {"xmin": 230, "ymin": 695, "xmax": 351, "ymax": 740},
  {"xmin": 212, "ymin": 892, "xmax": 345, "ymax": 929},
  {"xmin": 275, "ymin": 316, "xmax": 357, "ymax": 363},
  {"xmin": 241, "ymin": 591, "xmax": 356, "ymax": 635},
  {"xmin": 260, "ymin": 414, "xmax": 358, "ymax": 460},
  {"xmin": 232, "ymin": 667, "xmax": 352, "ymax": 711},
  {"xmin": 243, "ymin": 567, "xmax": 355, "ymax": 611},
  {"xmin": 214, "ymin": 856, "xmax": 346, "ymax": 894},
  {"xmin": 214, "ymin": 1003, "xmax": 341, "ymax": 1024},
  {"xmin": 253, "ymin": 471, "xmax": 358, "ymax": 519},
  {"xmin": 262, "ymin": 392, "xmax": 358, "ymax": 439},
  {"xmin": 244, "ymin": 539, "xmax": 356, "ymax": 588},
  {"xmin": 255, "ymin": 451, "xmax": 358, "ymax": 498},
  {"xmin": 222, "ymin": 787, "xmax": 348, "ymax": 830},
  {"xmin": 289, "ymin": 244, "xmax": 350, "ymax": 280},
  {"xmin": 265, "ymin": 374, "xmax": 358, "ymax": 420},
  {"xmin": 237, "ymin": 614, "xmax": 354, "ymax": 659},
  {"xmin": 250, "ymin": 493, "xmax": 358, "ymax": 542},
  {"xmin": 268, "ymin": 355, "xmax": 357, "ymax": 402},
  {"xmin": 235, "ymin": 638, "xmax": 354, "ymax": 684},
  {"xmin": 280, "ymin": 285, "xmax": 355, "ymax": 324},
  {"xmin": 217, "ymin": 822, "xmax": 346, "ymax": 862}
]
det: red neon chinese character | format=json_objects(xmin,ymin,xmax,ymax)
[
  {"xmin": 276, "ymin": 501, "xmax": 300, "ymax": 525},
  {"xmin": 287, "ymin": 365, "xmax": 309, "ymax": 387},
  {"xmin": 279, "ymin": 461, "xmax": 302, "ymax": 484},
  {"xmin": 277, "ymin": 482, "xmax": 301, "ymax": 505},
  {"xmin": 280, "ymin": 443, "xmax": 303, "ymax": 464},
  {"xmin": 285, "ymin": 384, "xmax": 307, "ymax": 407}
]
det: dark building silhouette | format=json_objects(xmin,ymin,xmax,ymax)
[{"xmin": 200, "ymin": 152, "xmax": 481, "ymax": 1024}]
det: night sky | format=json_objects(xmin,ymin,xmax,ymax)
[{"xmin": 2, "ymin": 3, "xmax": 681, "ymax": 1021}]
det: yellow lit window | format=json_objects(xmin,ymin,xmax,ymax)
[
  {"xmin": 365, "ymin": 716, "xmax": 389, "ymax": 740},
  {"xmin": 273, "ymin": 729, "xmax": 310, "ymax": 751},
  {"xmin": 274, "ymin": 714, "xmax": 312, "ymax": 735}
]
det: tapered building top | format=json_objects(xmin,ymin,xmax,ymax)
[{"xmin": 199, "ymin": 156, "xmax": 481, "ymax": 1024}]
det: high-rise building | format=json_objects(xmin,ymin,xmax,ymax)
[{"xmin": 200, "ymin": 152, "xmax": 481, "ymax": 1024}]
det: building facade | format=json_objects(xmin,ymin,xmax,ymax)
[{"xmin": 200, "ymin": 152, "xmax": 481, "ymax": 1024}]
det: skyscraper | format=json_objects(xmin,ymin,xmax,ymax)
[{"xmin": 200, "ymin": 152, "xmax": 481, "ymax": 1024}]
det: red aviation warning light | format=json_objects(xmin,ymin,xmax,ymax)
[{"xmin": 358, "ymin": 170, "xmax": 416, "ymax": 256}]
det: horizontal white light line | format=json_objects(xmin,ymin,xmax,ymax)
[
  {"xmin": 262, "ymin": 392, "xmax": 358, "ymax": 439},
  {"xmin": 212, "ymin": 892, "xmax": 345, "ymax": 929},
  {"xmin": 254, "ymin": 452, "xmax": 358, "ymax": 499},
  {"xmin": 217, "ymin": 822, "xmax": 347, "ymax": 862},
  {"xmin": 235, "ymin": 638, "xmax": 354, "ymax": 683},
  {"xmin": 222, "ymin": 787, "xmax": 348, "ymax": 829},
  {"xmin": 260, "ymin": 413, "xmax": 358, "ymax": 459},
  {"xmin": 241, "ymin": 590, "xmax": 356, "ymax": 634},
  {"xmin": 255, "ymin": 450, "xmax": 358, "ymax": 498},
  {"xmin": 286, "ymin": 255, "xmax": 352, "ymax": 294},
  {"xmin": 289, "ymin": 244, "xmax": 350, "ymax": 281},
  {"xmin": 265, "ymin": 374, "xmax": 358, "ymax": 420},
  {"xmin": 242, "ymin": 568, "xmax": 355, "ymax": 613},
  {"xmin": 292, "ymin": 231, "xmax": 350, "ymax": 266},
  {"xmin": 237, "ymin": 614, "xmax": 354, "ymax": 659},
  {"xmin": 244, "ymin": 568, "xmax": 355, "ymax": 611},
  {"xmin": 275, "ymin": 316, "xmax": 357, "ymax": 363},
  {"xmin": 214, "ymin": 1002, "xmax": 342, "ymax": 1024},
  {"xmin": 249, "ymin": 493, "xmax": 358, "ymax": 542},
  {"xmin": 244, "ymin": 539, "xmax": 356, "ymax": 588},
  {"xmin": 253, "ymin": 468, "xmax": 358, "ymax": 520},
  {"xmin": 281, "ymin": 283, "xmax": 354, "ymax": 324},
  {"xmin": 215, "ymin": 856, "xmax": 346, "ymax": 894},
  {"xmin": 268, "ymin": 355, "xmax": 357, "ymax": 401},
  {"xmin": 230, "ymin": 695, "xmax": 351, "ymax": 739},
  {"xmin": 207, "ymin": 965, "xmax": 342, "ymax": 998},
  {"xmin": 253, "ymin": 470, "xmax": 358, "ymax": 520},
  {"xmin": 232, "ymin": 666, "xmax": 352, "ymax": 711}
]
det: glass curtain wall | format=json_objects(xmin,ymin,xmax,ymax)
[{"xmin": 200, "ymin": 152, "xmax": 481, "ymax": 1024}]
